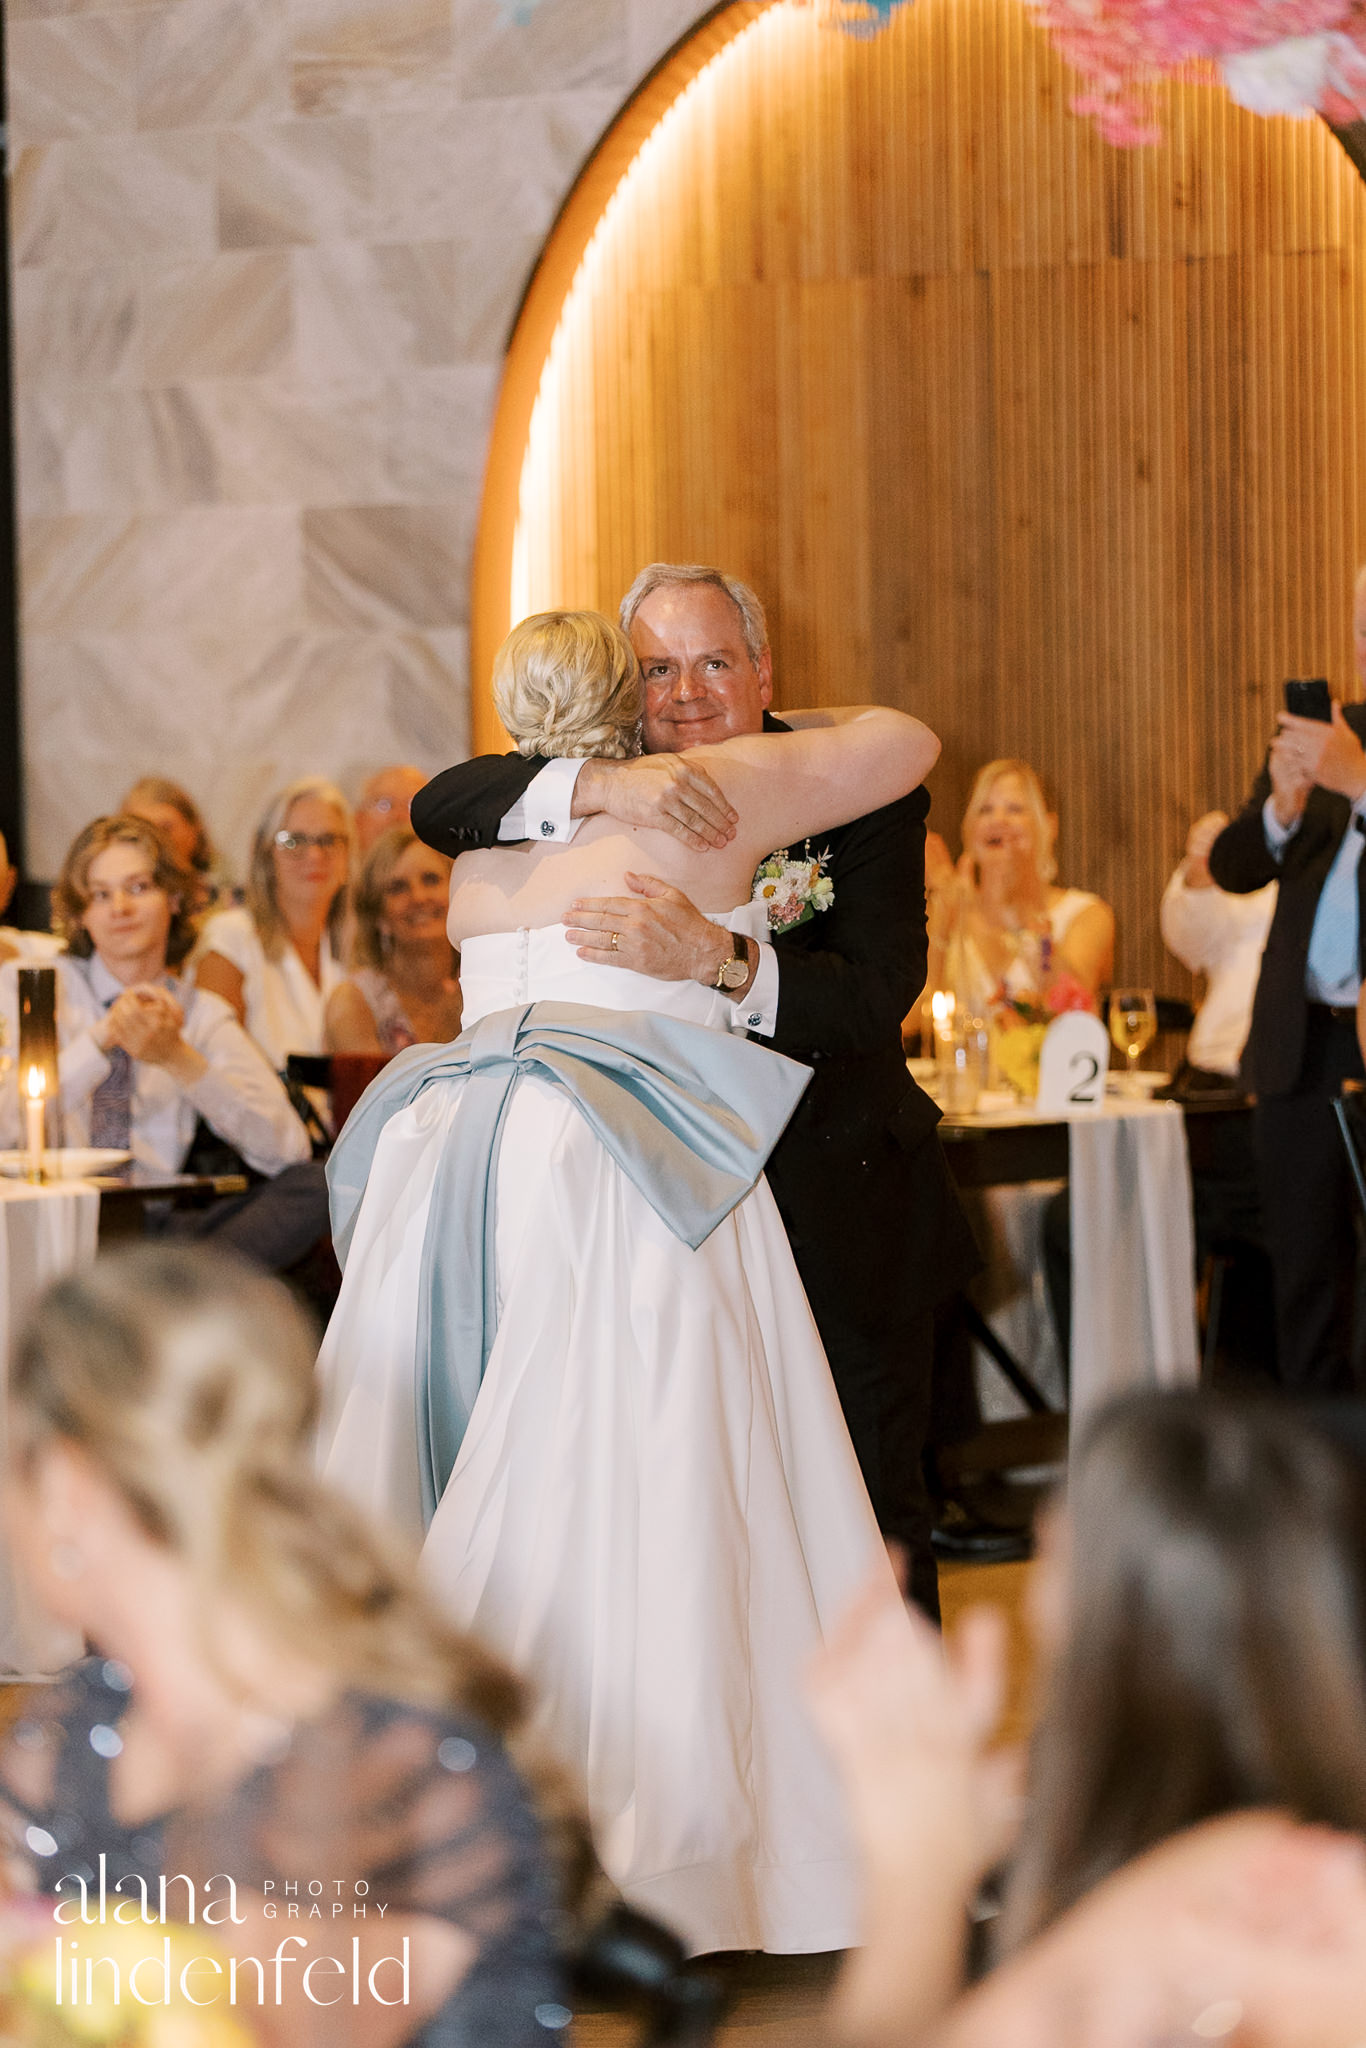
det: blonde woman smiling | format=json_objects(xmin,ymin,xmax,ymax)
[{"xmin": 929, "ymin": 760, "xmax": 1114, "ymax": 1018}]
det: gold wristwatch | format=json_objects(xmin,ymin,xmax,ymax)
[{"xmin": 713, "ymin": 933, "xmax": 751, "ymax": 992}]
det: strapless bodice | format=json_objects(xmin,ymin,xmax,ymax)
[{"xmin": 459, "ymin": 903, "xmax": 768, "ymax": 1031}]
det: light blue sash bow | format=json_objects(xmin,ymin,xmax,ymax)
[{"xmin": 327, "ymin": 1002, "xmax": 811, "ymax": 1523}]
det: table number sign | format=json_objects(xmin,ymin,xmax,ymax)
[{"xmin": 1036, "ymin": 1010, "xmax": 1109, "ymax": 1113}]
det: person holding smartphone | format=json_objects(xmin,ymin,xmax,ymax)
[{"xmin": 1209, "ymin": 572, "xmax": 1366, "ymax": 1396}]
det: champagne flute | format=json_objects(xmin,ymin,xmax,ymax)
[{"xmin": 1108, "ymin": 988, "xmax": 1157, "ymax": 1093}]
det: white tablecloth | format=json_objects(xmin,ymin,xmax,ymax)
[
  {"xmin": 945, "ymin": 1097, "xmax": 1200, "ymax": 1432},
  {"xmin": 0, "ymin": 1180, "xmax": 98, "ymax": 1675}
]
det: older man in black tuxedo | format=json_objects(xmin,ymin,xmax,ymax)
[
  {"xmin": 412, "ymin": 563, "xmax": 978, "ymax": 1618},
  {"xmin": 1210, "ymin": 576, "xmax": 1366, "ymax": 1394}
]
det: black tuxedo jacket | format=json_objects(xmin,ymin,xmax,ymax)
[
  {"xmin": 412, "ymin": 728, "xmax": 980, "ymax": 1334},
  {"xmin": 1208, "ymin": 701, "xmax": 1366, "ymax": 1098}
]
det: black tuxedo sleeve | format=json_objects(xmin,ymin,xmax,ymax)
[
  {"xmin": 770, "ymin": 788, "xmax": 927, "ymax": 1058},
  {"xmin": 1208, "ymin": 757, "xmax": 1280, "ymax": 895},
  {"xmin": 411, "ymin": 755, "xmax": 545, "ymax": 858}
]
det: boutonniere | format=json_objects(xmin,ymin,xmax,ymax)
[{"xmin": 752, "ymin": 841, "xmax": 834, "ymax": 935}]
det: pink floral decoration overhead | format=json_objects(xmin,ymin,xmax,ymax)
[{"xmin": 1026, "ymin": 0, "xmax": 1366, "ymax": 143}]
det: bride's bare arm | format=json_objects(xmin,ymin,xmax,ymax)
[{"xmin": 699, "ymin": 709, "xmax": 941, "ymax": 866}]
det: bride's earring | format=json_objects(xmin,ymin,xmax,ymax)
[{"xmin": 50, "ymin": 1542, "xmax": 85, "ymax": 1581}]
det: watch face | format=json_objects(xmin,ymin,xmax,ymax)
[{"xmin": 720, "ymin": 957, "xmax": 749, "ymax": 989}]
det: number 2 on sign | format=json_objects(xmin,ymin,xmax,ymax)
[{"xmin": 1068, "ymin": 1053, "xmax": 1101, "ymax": 1105}]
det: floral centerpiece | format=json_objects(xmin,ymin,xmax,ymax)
[
  {"xmin": 1027, "ymin": 0, "xmax": 1366, "ymax": 145},
  {"xmin": 991, "ymin": 969, "xmax": 1096, "ymax": 1098}
]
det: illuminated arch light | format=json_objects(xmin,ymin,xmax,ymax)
[{"xmin": 510, "ymin": 6, "xmax": 806, "ymax": 626}]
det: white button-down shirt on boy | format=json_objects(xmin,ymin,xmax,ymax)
[{"xmin": 0, "ymin": 954, "xmax": 310, "ymax": 1177}]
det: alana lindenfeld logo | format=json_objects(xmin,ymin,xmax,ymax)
[{"xmin": 35, "ymin": 1856, "xmax": 410, "ymax": 2020}]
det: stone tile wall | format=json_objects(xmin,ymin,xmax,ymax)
[{"xmin": 6, "ymin": 0, "xmax": 713, "ymax": 875}]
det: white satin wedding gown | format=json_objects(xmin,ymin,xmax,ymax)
[{"xmin": 316, "ymin": 912, "xmax": 894, "ymax": 1956}]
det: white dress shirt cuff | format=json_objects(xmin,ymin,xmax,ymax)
[
  {"xmin": 1261, "ymin": 795, "xmax": 1299, "ymax": 857},
  {"xmin": 499, "ymin": 758, "xmax": 586, "ymax": 845},
  {"xmin": 725, "ymin": 939, "xmax": 779, "ymax": 1038}
]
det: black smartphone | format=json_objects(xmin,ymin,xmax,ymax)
[{"xmin": 1284, "ymin": 677, "xmax": 1332, "ymax": 721}]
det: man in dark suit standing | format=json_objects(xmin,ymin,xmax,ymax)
[
  {"xmin": 1210, "ymin": 580, "xmax": 1366, "ymax": 1395},
  {"xmin": 412, "ymin": 562, "xmax": 979, "ymax": 1618}
]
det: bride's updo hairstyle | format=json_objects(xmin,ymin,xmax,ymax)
[{"xmin": 493, "ymin": 609, "xmax": 643, "ymax": 761}]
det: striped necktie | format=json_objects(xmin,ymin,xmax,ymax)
[{"xmin": 89, "ymin": 1032, "xmax": 132, "ymax": 1148}]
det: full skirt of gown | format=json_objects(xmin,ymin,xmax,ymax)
[{"xmin": 315, "ymin": 922, "xmax": 895, "ymax": 1956}]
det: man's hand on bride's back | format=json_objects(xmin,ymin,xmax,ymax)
[
  {"xmin": 565, "ymin": 874, "xmax": 736, "ymax": 986},
  {"xmin": 572, "ymin": 755, "xmax": 738, "ymax": 850}
]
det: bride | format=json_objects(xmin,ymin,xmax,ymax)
[{"xmin": 317, "ymin": 609, "xmax": 942, "ymax": 1957}]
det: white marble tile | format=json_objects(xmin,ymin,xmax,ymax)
[
  {"xmin": 292, "ymin": 240, "xmax": 457, "ymax": 377},
  {"xmin": 14, "ymin": 394, "xmax": 71, "ymax": 520},
  {"xmin": 10, "ymin": 144, "xmax": 72, "ymax": 268},
  {"xmin": 453, "ymin": 0, "xmax": 629, "ymax": 97},
  {"xmin": 373, "ymin": 91, "xmax": 616, "ymax": 245},
  {"xmin": 9, "ymin": 0, "xmax": 163, "ymax": 17},
  {"xmin": 303, "ymin": 504, "xmax": 472, "ymax": 629},
  {"xmin": 19, "ymin": 386, "xmax": 217, "ymax": 513},
  {"xmin": 383, "ymin": 364, "xmax": 499, "ymax": 502},
  {"xmin": 49, "ymin": 131, "xmax": 217, "ymax": 265},
  {"xmin": 217, "ymin": 118, "xmax": 373, "ymax": 247},
  {"xmin": 169, "ymin": 377, "xmax": 389, "ymax": 506},
  {"xmin": 11, "ymin": 264, "xmax": 141, "ymax": 385},
  {"xmin": 21, "ymin": 621, "xmax": 316, "ymax": 874},
  {"xmin": 134, "ymin": 507, "xmax": 306, "ymax": 633},
  {"xmin": 143, "ymin": 251, "xmax": 293, "ymax": 378},
  {"xmin": 627, "ymin": 0, "xmax": 712, "ymax": 80},
  {"xmin": 289, "ymin": 0, "xmax": 456, "ymax": 117},
  {"xmin": 449, "ymin": 227, "xmax": 541, "ymax": 359},
  {"xmin": 6, "ymin": 17, "xmax": 137, "ymax": 146},
  {"xmin": 219, "ymin": 626, "xmax": 469, "ymax": 813},
  {"xmin": 22, "ymin": 632, "xmax": 186, "ymax": 873},
  {"xmin": 134, "ymin": 0, "xmax": 290, "ymax": 129},
  {"xmin": 19, "ymin": 513, "xmax": 143, "ymax": 631}
]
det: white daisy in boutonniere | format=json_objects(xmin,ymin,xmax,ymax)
[{"xmin": 752, "ymin": 841, "xmax": 834, "ymax": 935}]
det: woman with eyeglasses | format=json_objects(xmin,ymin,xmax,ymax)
[{"xmin": 195, "ymin": 778, "xmax": 356, "ymax": 1070}]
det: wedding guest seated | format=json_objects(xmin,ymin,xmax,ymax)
[
  {"xmin": 0, "ymin": 1245, "xmax": 585, "ymax": 2047},
  {"xmin": 1161, "ymin": 809, "xmax": 1278, "ymax": 1380},
  {"xmin": 928, "ymin": 760, "xmax": 1114, "ymax": 1020},
  {"xmin": 355, "ymin": 762, "xmax": 429, "ymax": 854},
  {"xmin": 0, "ymin": 816, "xmax": 325, "ymax": 1276},
  {"xmin": 325, "ymin": 827, "xmax": 462, "ymax": 1055},
  {"xmin": 0, "ymin": 828, "xmax": 61, "ymax": 966},
  {"xmin": 809, "ymin": 1390, "xmax": 1366, "ymax": 2048},
  {"xmin": 119, "ymin": 773, "xmax": 231, "ymax": 917},
  {"xmin": 195, "ymin": 776, "xmax": 354, "ymax": 1070},
  {"xmin": 926, "ymin": 767, "xmax": 1113, "ymax": 1481}
]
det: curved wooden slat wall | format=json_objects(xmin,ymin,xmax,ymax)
[{"xmin": 472, "ymin": 0, "xmax": 1366, "ymax": 991}]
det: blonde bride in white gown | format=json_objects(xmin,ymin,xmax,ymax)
[{"xmin": 316, "ymin": 611, "xmax": 941, "ymax": 1956}]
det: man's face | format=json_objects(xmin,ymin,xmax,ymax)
[
  {"xmin": 629, "ymin": 583, "xmax": 773, "ymax": 754},
  {"xmin": 82, "ymin": 842, "xmax": 172, "ymax": 972},
  {"xmin": 357, "ymin": 766, "xmax": 427, "ymax": 853}
]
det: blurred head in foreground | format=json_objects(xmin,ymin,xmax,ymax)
[{"xmin": 1008, "ymin": 1391, "xmax": 1366, "ymax": 1946}]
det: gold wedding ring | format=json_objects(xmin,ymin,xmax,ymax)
[{"xmin": 609, "ymin": 931, "xmax": 620, "ymax": 951}]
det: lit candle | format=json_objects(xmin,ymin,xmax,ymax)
[
  {"xmin": 930, "ymin": 989, "xmax": 955, "ymax": 1039},
  {"xmin": 24, "ymin": 1065, "xmax": 45, "ymax": 1184}
]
